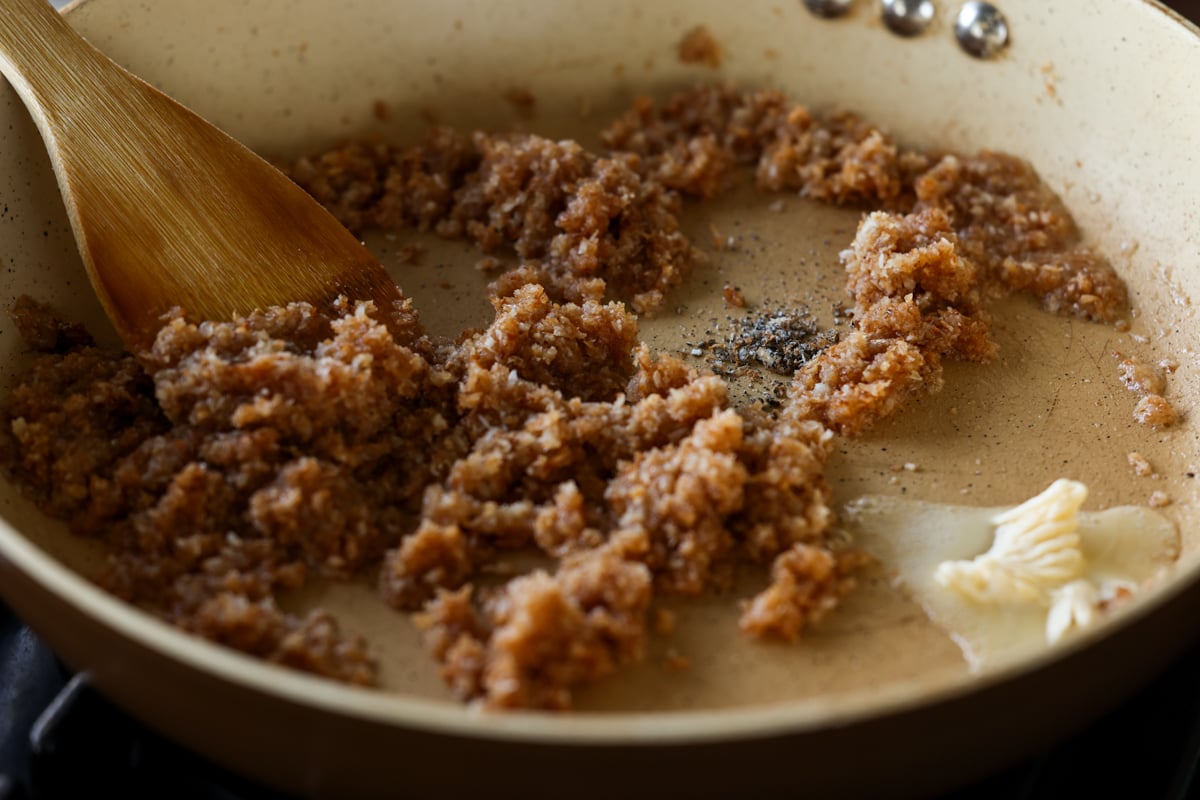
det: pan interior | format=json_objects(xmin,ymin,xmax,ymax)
[{"xmin": 0, "ymin": 0, "xmax": 1198, "ymax": 720}]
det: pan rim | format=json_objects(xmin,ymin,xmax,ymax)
[{"xmin": 1, "ymin": 499, "xmax": 1196, "ymax": 745}]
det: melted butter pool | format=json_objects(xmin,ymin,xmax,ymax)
[{"xmin": 844, "ymin": 493, "xmax": 1180, "ymax": 671}]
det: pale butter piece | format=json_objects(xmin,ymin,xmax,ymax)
[
  {"xmin": 934, "ymin": 479, "xmax": 1087, "ymax": 605},
  {"xmin": 1045, "ymin": 580, "xmax": 1097, "ymax": 645},
  {"xmin": 844, "ymin": 484, "xmax": 1179, "ymax": 672}
]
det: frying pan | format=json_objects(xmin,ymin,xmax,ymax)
[{"xmin": 2, "ymin": 0, "xmax": 1199, "ymax": 796}]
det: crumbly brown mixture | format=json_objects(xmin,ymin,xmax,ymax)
[
  {"xmin": 911, "ymin": 153, "xmax": 1127, "ymax": 322},
  {"xmin": 738, "ymin": 544, "xmax": 869, "ymax": 641},
  {"xmin": 415, "ymin": 547, "xmax": 653, "ymax": 710},
  {"xmin": 1117, "ymin": 354, "xmax": 1179, "ymax": 428},
  {"xmin": 678, "ymin": 25, "xmax": 724, "ymax": 69},
  {"xmin": 1118, "ymin": 356, "xmax": 1167, "ymax": 396},
  {"xmin": 503, "ymin": 88, "xmax": 537, "ymax": 118},
  {"xmin": 1, "ymin": 83, "xmax": 1145, "ymax": 709},
  {"xmin": 601, "ymin": 84, "xmax": 924, "ymax": 203},
  {"xmin": 1, "ymin": 295, "xmax": 444, "ymax": 685},
  {"xmin": 662, "ymin": 651, "xmax": 691, "ymax": 672},
  {"xmin": 1149, "ymin": 490, "xmax": 1173, "ymax": 509},
  {"xmin": 1127, "ymin": 451, "xmax": 1155, "ymax": 478},
  {"xmin": 789, "ymin": 208, "xmax": 996, "ymax": 436},
  {"xmin": 601, "ymin": 84, "xmax": 1126, "ymax": 322},
  {"xmin": 283, "ymin": 130, "xmax": 699, "ymax": 314},
  {"xmin": 1135, "ymin": 394, "xmax": 1179, "ymax": 428}
]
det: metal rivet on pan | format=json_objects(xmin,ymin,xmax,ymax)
[
  {"xmin": 880, "ymin": 0, "xmax": 935, "ymax": 36},
  {"xmin": 803, "ymin": 0, "xmax": 854, "ymax": 18},
  {"xmin": 955, "ymin": 2, "xmax": 1009, "ymax": 58}
]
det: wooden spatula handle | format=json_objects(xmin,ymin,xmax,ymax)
[
  {"xmin": 0, "ymin": 0, "xmax": 121, "ymax": 129},
  {"xmin": 0, "ymin": 0, "xmax": 402, "ymax": 350}
]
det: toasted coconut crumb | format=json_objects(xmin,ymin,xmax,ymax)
[
  {"xmin": 739, "ymin": 545, "xmax": 868, "ymax": 641},
  {"xmin": 1135, "ymin": 394, "xmax": 1179, "ymax": 428},
  {"xmin": 678, "ymin": 26, "xmax": 723, "ymax": 69},
  {"xmin": 1127, "ymin": 451, "xmax": 1155, "ymax": 478},
  {"xmin": 1118, "ymin": 357, "xmax": 1167, "ymax": 396},
  {"xmin": 503, "ymin": 88, "xmax": 537, "ymax": 118},
  {"xmin": 662, "ymin": 649, "xmax": 692, "ymax": 672}
]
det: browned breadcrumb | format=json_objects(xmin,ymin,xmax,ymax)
[
  {"xmin": 1, "ymin": 304, "xmax": 164, "ymax": 524},
  {"xmin": 1135, "ymin": 394, "xmax": 1179, "ymax": 428},
  {"xmin": 723, "ymin": 284, "xmax": 747, "ymax": 307},
  {"xmin": 842, "ymin": 209, "xmax": 984, "ymax": 311},
  {"xmin": 417, "ymin": 549, "xmax": 653, "ymax": 710},
  {"xmin": 735, "ymin": 407, "xmax": 837, "ymax": 563},
  {"xmin": 466, "ymin": 134, "xmax": 698, "ymax": 313},
  {"xmin": 1148, "ymin": 491, "xmax": 1172, "ymax": 509},
  {"xmin": 395, "ymin": 243, "xmax": 422, "ymax": 265},
  {"xmin": 283, "ymin": 130, "xmax": 700, "ymax": 315},
  {"xmin": 486, "ymin": 549, "xmax": 653, "ymax": 709},
  {"xmin": 3, "ymin": 297, "xmax": 441, "ymax": 684},
  {"xmin": 412, "ymin": 586, "xmax": 489, "ymax": 700},
  {"xmin": 678, "ymin": 25, "xmax": 723, "ymax": 69},
  {"xmin": 602, "ymin": 85, "xmax": 1126, "ymax": 320},
  {"xmin": 378, "ymin": 285, "xmax": 840, "ymax": 644},
  {"xmin": 185, "ymin": 594, "xmax": 374, "ymax": 685},
  {"xmin": 378, "ymin": 520, "xmax": 473, "ymax": 612},
  {"xmin": 1117, "ymin": 356, "xmax": 1167, "ymax": 396},
  {"xmin": 2, "ymin": 82, "xmax": 1143, "ymax": 710},
  {"xmin": 605, "ymin": 411, "xmax": 747, "ymax": 595},
  {"xmin": 1116, "ymin": 354, "xmax": 1179, "ymax": 428},
  {"xmin": 710, "ymin": 222, "xmax": 729, "ymax": 251},
  {"xmin": 601, "ymin": 85, "xmax": 925, "ymax": 204},
  {"xmin": 601, "ymin": 85, "xmax": 1131, "ymax": 433},
  {"xmin": 759, "ymin": 109, "xmax": 918, "ymax": 206},
  {"xmin": 3, "ymin": 286, "xmax": 848, "ymax": 708},
  {"xmin": 503, "ymin": 88, "xmax": 537, "ymax": 118},
  {"xmin": 461, "ymin": 284, "xmax": 640, "ymax": 402},
  {"xmin": 1099, "ymin": 584, "xmax": 1136, "ymax": 612},
  {"xmin": 9, "ymin": 295, "xmax": 94, "ymax": 353},
  {"xmin": 283, "ymin": 129, "xmax": 477, "ymax": 235},
  {"xmin": 790, "ymin": 208, "xmax": 996, "ymax": 435},
  {"xmin": 913, "ymin": 154, "xmax": 1126, "ymax": 323},
  {"xmin": 1127, "ymin": 451, "xmax": 1155, "ymax": 478},
  {"xmin": 739, "ymin": 544, "xmax": 869, "ymax": 641},
  {"xmin": 662, "ymin": 650, "xmax": 691, "ymax": 672}
]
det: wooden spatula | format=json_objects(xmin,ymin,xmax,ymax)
[{"xmin": 0, "ymin": 0, "xmax": 403, "ymax": 350}]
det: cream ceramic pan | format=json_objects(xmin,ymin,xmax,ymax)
[{"xmin": 2, "ymin": 0, "xmax": 1200, "ymax": 796}]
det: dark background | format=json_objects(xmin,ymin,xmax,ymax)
[{"xmin": 1172, "ymin": 0, "xmax": 1200, "ymax": 21}]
